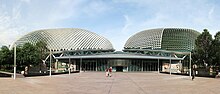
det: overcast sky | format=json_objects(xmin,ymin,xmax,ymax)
[{"xmin": 0, "ymin": 0, "xmax": 220, "ymax": 50}]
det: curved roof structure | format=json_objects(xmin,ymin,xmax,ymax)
[
  {"xmin": 124, "ymin": 28, "xmax": 200, "ymax": 51},
  {"xmin": 14, "ymin": 28, "xmax": 114, "ymax": 51}
]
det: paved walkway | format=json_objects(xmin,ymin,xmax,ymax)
[
  {"xmin": 0, "ymin": 72, "xmax": 220, "ymax": 94},
  {"xmin": 0, "ymin": 71, "xmax": 24, "ymax": 78}
]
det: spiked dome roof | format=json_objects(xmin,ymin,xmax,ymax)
[{"xmin": 14, "ymin": 28, "xmax": 114, "ymax": 51}]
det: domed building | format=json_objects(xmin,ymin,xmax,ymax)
[
  {"xmin": 14, "ymin": 28, "xmax": 200, "ymax": 74},
  {"xmin": 124, "ymin": 28, "xmax": 200, "ymax": 52},
  {"xmin": 14, "ymin": 28, "xmax": 114, "ymax": 52}
]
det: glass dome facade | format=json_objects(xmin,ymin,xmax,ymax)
[
  {"xmin": 124, "ymin": 28, "xmax": 200, "ymax": 51},
  {"xmin": 14, "ymin": 28, "xmax": 114, "ymax": 51}
]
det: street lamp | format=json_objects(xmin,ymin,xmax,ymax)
[
  {"xmin": 189, "ymin": 52, "xmax": 192, "ymax": 77},
  {"xmin": 68, "ymin": 51, "xmax": 71, "ymax": 75},
  {"xmin": 14, "ymin": 44, "xmax": 16, "ymax": 79},
  {"xmin": 49, "ymin": 49, "xmax": 52, "ymax": 77}
]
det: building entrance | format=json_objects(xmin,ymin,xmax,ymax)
[{"xmin": 116, "ymin": 66, "xmax": 123, "ymax": 72}]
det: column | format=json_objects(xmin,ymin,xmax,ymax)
[
  {"xmin": 96, "ymin": 59, "xmax": 97, "ymax": 71},
  {"xmin": 189, "ymin": 52, "xmax": 192, "ymax": 77},
  {"xmin": 170, "ymin": 54, "xmax": 171, "ymax": 75},
  {"xmin": 80, "ymin": 58, "xmax": 82, "ymax": 72},
  {"xmin": 158, "ymin": 59, "xmax": 159, "ymax": 74}
]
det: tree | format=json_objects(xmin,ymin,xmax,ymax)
[
  {"xmin": 193, "ymin": 29, "xmax": 213, "ymax": 67},
  {"xmin": 0, "ymin": 41, "xmax": 48, "ymax": 72},
  {"xmin": 0, "ymin": 46, "xmax": 13, "ymax": 70},
  {"xmin": 36, "ymin": 41, "xmax": 48, "ymax": 63},
  {"xmin": 13, "ymin": 46, "xmax": 23, "ymax": 71},
  {"xmin": 18, "ymin": 43, "xmax": 39, "ymax": 70},
  {"xmin": 36, "ymin": 41, "xmax": 48, "ymax": 71},
  {"xmin": 211, "ymin": 31, "xmax": 220, "ymax": 66}
]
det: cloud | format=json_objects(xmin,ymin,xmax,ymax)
[
  {"xmin": 0, "ymin": 2, "xmax": 27, "ymax": 47},
  {"xmin": 0, "ymin": 17, "xmax": 27, "ymax": 47},
  {"xmin": 20, "ymin": 0, "xmax": 30, "ymax": 3},
  {"xmin": 121, "ymin": 15, "xmax": 132, "ymax": 32},
  {"xmin": 1, "ymin": 0, "xmax": 220, "ymax": 50},
  {"xmin": 115, "ymin": 0, "xmax": 219, "ymax": 30},
  {"xmin": 0, "ymin": 0, "xmax": 113, "ymax": 47},
  {"xmin": 23, "ymin": 1, "xmax": 79, "ymax": 27},
  {"xmin": 0, "ymin": 0, "xmax": 79, "ymax": 46},
  {"xmin": 81, "ymin": 0, "xmax": 112, "ymax": 17},
  {"xmin": 208, "ymin": 6, "xmax": 215, "ymax": 20}
]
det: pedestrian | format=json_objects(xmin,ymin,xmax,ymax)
[
  {"xmin": 215, "ymin": 67, "xmax": 219, "ymax": 78},
  {"xmin": 192, "ymin": 69, "xmax": 195, "ymax": 80},
  {"xmin": 192, "ymin": 64, "xmax": 196, "ymax": 80},
  {"xmin": 105, "ymin": 68, "xmax": 109, "ymax": 77},
  {"xmin": 109, "ymin": 67, "xmax": 112, "ymax": 77}
]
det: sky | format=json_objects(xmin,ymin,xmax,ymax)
[{"xmin": 0, "ymin": 0, "xmax": 220, "ymax": 51}]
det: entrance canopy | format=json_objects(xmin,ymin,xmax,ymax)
[{"xmin": 54, "ymin": 53, "xmax": 184, "ymax": 60}]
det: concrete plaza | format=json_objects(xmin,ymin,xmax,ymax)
[{"xmin": 0, "ymin": 72, "xmax": 219, "ymax": 94}]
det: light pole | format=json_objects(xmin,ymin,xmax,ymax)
[
  {"xmin": 189, "ymin": 52, "xmax": 192, "ymax": 77},
  {"xmin": 68, "ymin": 51, "xmax": 71, "ymax": 75},
  {"xmin": 170, "ymin": 54, "xmax": 171, "ymax": 75},
  {"xmin": 13, "ymin": 44, "xmax": 16, "ymax": 79},
  {"xmin": 49, "ymin": 49, "xmax": 52, "ymax": 77}
]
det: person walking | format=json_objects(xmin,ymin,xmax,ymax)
[
  {"xmin": 215, "ymin": 67, "xmax": 219, "ymax": 78},
  {"xmin": 192, "ymin": 68, "xmax": 195, "ymax": 80},
  {"xmin": 109, "ymin": 67, "xmax": 112, "ymax": 77},
  {"xmin": 105, "ymin": 68, "xmax": 109, "ymax": 77},
  {"xmin": 192, "ymin": 64, "xmax": 196, "ymax": 80}
]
